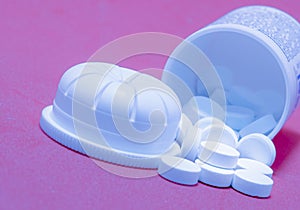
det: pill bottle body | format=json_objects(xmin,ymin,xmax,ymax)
[{"xmin": 163, "ymin": 6, "xmax": 300, "ymax": 138}]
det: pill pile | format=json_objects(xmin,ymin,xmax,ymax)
[
  {"xmin": 158, "ymin": 94, "xmax": 277, "ymax": 198},
  {"xmin": 40, "ymin": 61, "xmax": 280, "ymax": 198}
]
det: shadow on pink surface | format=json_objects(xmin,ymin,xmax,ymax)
[{"xmin": 272, "ymin": 128, "xmax": 300, "ymax": 173}]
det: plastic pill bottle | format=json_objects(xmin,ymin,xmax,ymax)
[{"xmin": 162, "ymin": 6, "xmax": 300, "ymax": 139}]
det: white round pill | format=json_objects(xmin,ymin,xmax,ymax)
[
  {"xmin": 180, "ymin": 126, "xmax": 202, "ymax": 161},
  {"xmin": 196, "ymin": 159, "xmax": 234, "ymax": 188},
  {"xmin": 200, "ymin": 124, "xmax": 238, "ymax": 148},
  {"xmin": 239, "ymin": 114, "xmax": 277, "ymax": 138},
  {"xmin": 158, "ymin": 156, "xmax": 201, "ymax": 185},
  {"xmin": 232, "ymin": 169, "xmax": 273, "ymax": 198},
  {"xmin": 198, "ymin": 141, "xmax": 240, "ymax": 169},
  {"xmin": 194, "ymin": 117, "xmax": 225, "ymax": 130},
  {"xmin": 236, "ymin": 133, "xmax": 276, "ymax": 166},
  {"xmin": 236, "ymin": 158, "xmax": 273, "ymax": 178},
  {"xmin": 225, "ymin": 105, "xmax": 255, "ymax": 131},
  {"xmin": 176, "ymin": 114, "xmax": 193, "ymax": 146}
]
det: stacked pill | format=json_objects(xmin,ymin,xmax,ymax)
[
  {"xmin": 158, "ymin": 83, "xmax": 277, "ymax": 198},
  {"xmin": 158, "ymin": 115, "xmax": 276, "ymax": 197}
]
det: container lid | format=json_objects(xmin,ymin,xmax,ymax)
[{"xmin": 41, "ymin": 62, "xmax": 182, "ymax": 160}]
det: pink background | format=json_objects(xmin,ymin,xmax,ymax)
[{"xmin": 1, "ymin": 0, "xmax": 300, "ymax": 209}]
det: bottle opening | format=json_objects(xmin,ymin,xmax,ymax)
[{"xmin": 163, "ymin": 28, "xmax": 288, "ymax": 138}]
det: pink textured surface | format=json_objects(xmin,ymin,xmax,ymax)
[{"xmin": 1, "ymin": 0, "xmax": 300, "ymax": 209}]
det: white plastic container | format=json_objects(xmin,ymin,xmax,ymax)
[
  {"xmin": 40, "ymin": 62, "xmax": 182, "ymax": 168},
  {"xmin": 162, "ymin": 6, "xmax": 300, "ymax": 138}
]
